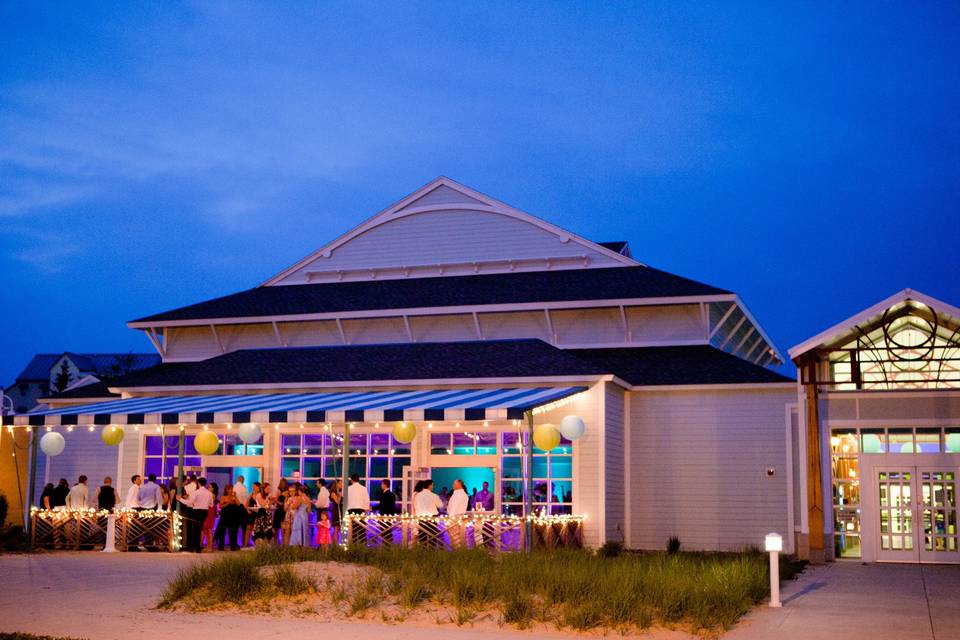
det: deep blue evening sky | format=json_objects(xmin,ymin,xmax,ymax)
[{"xmin": 1, "ymin": 2, "xmax": 958, "ymax": 384}]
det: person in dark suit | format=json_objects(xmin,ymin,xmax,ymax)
[{"xmin": 377, "ymin": 479, "xmax": 398, "ymax": 545}]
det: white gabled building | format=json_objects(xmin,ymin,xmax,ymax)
[
  {"xmin": 791, "ymin": 289, "xmax": 960, "ymax": 564},
  {"xmin": 17, "ymin": 177, "xmax": 799, "ymax": 554}
]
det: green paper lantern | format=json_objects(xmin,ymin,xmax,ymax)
[
  {"xmin": 533, "ymin": 423, "xmax": 561, "ymax": 452},
  {"xmin": 862, "ymin": 433, "xmax": 883, "ymax": 454},
  {"xmin": 393, "ymin": 421, "xmax": 416, "ymax": 444},
  {"xmin": 194, "ymin": 430, "xmax": 219, "ymax": 455},
  {"xmin": 101, "ymin": 425, "xmax": 124, "ymax": 446},
  {"xmin": 945, "ymin": 433, "xmax": 960, "ymax": 453}
]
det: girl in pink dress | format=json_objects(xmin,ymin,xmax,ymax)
[{"xmin": 316, "ymin": 509, "xmax": 332, "ymax": 547}]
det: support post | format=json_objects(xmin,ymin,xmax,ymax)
[
  {"xmin": 524, "ymin": 410, "xmax": 534, "ymax": 551},
  {"xmin": 26, "ymin": 426, "xmax": 39, "ymax": 550},
  {"xmin": 176, "ymin": 428, "xmax": 185, "ymax": 517},
  {"xmin": 769, "ymin": 550, "xmax": 781, "ymax": 607},
  {"xmin": 103, "ymin": 514, "xmax": 117, "ymax": 553},
  {"xmin": 340, "ymin": 424, "xmax": 350, "ymax": 545}
]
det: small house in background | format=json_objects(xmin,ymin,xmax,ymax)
[{"xmin": 3, "ymin": 353, "xmax": 161, "ymax": 414}]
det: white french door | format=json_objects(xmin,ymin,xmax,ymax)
[{"xmin": 876, "ymin": 466, "xmax": 959, "ymax": 563}]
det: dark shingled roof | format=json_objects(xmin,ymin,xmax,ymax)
[
  {"xmin": 105, "ymin": 340, "xmax": 791, "ymax": 389},
  {"xmin": 46, "ymin": 380, "xmax": 121, "ymax": 400},
  {"xmin": 131, "ymin": 265, "xmax": 730, "ymax": 324},
  {"xmin": 570, "ymin": 346, "xmax": 794, "ymax": 386},
  {"xmin": 109, "ymin": 340, "xmax": 609, "ymax": 387}
]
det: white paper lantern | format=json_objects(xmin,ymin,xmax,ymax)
[
  {"xmin": 559, "ymin": 415, "xmax": 585, "ymax": 441},
  {"xmin": 40, "ymin": 431, "xmax": 66, "ymax": 457},
  {"xmin": 238, "ymin": 422, "xmax": 262, "ymax": 444}
]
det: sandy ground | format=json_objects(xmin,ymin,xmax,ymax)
[
  {"xmin": 1, "ymin": 552, "xmax": 957, "ymax": 640},
  {"xmin": 0, "ymin": 551, "xmax": 694, "ymax": 640}
]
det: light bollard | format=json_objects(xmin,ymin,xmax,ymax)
[
  {"xmin": 765, "ymin": 532, "xmax": 782, "ymax": 607},
  {"xmin": 103, "ymin": 513, "xmax": 117, "ymax": 553}
]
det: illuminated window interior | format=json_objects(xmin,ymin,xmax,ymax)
[{"xmin": 827, "ymin": 302, "xmax": 960, "ymax": 390}]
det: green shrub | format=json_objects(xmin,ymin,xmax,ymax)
[
  {"xmin": 597, "ymin": 540, "xmax": 623, "ymax": 558},
  {"xmin": 273, "ymin": 565, "xmax": 313, "ymax": 596},
  {"xmin": 501, "ymin": 592, "xmax": 533, "ymax": 628},
  {"xmin": 667, "ymin": 536, "xmax": 681, "ymax": 554}
]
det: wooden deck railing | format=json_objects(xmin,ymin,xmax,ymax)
[
  {"xmin": 30, "ymin": 508, "xmax": 182, "ymax": 552},
  {"xmin": 344, "ymin": 513, "xmax": 583, "ymax": 551}
]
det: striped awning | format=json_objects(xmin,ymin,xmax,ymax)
[{"xmin": 14, "ymin": 386, "xmax": 586, "ymax": 427}]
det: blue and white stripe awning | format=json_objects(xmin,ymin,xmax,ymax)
[{"xmin": 15, "ymin": 387, "xmax": 587, "ymax": 426}]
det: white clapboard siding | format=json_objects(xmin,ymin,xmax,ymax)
[
  {"xmin": 552, "ymin": 308, "xmax": 624, "ymax": 345},
  {"xmin": 628, "ymin": 388, "xmax": 793, "ymax": 552},
  {"xmin": 408, "ymin": 314, "xmax": 478, "ymax": 342},
  {"xmin": 282, "ymin": 320, "xmax": 343, "ymax": 347},
  {"xmin": 627, "ymin": 304, "xmax": 704, "ymax": 341},
  {"xmin": 341, "ymin": 316, "xmax": 408, "ymax": 344},
  {"xmin": 278, "ymin": 210, "xmax": 623, "ymax": 284},
  {"xmin": 33, "ymin": 429, "xmax": 120, "ymax": 507},
  {"xmin": 476, "ymin": 311, "xmax": 551, "ymax": 342},
  {"xmin": 400, "ymin": 184, "xmax": 487, "ymax": 209},
  {"xmin": 536, "ymin": 384, "xmax": 603, "ymax": 547},
  {"xmin": 604, "ymin": 383, "xmax": 626, "ymax": 543}
]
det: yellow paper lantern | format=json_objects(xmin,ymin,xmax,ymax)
[
  {"xmin": 392, "ymin": 421, "xmax": 416, "ymax": 444},
  {"xmin": 194, "ymin": 430, "xmax": 219, "ymax": 455},
  {"xmin": 101, "ymin": 425, "xmax": 124, "ymax": 446},
  {"xmin": 533, "ymin": 423, "xmax": 561, "ymax": 452}
]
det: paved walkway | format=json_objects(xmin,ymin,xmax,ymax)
[
  {"xmin": 729, "ymin": 562, "xmax": 960, "ymax": 640},
  {"xmin": 0, "ymin": 553, "xmax": 957, "ymax": 639}
]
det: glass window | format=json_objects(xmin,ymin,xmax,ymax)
[
  {"xmin": 947, "ymin": 428, "xmax": 960, "ymax": 453},
  {"xmin": 453, "ymin": 432, "xmax": 476, "ymax": 455},
  {"xmin": 861, "ymin": 429, "xmax": 886, "ymax": 453},
  {"xmin": 369, "ymin": 456, "xmax": 389, "ymax": 478},
  {"xmin": 834, "ymin": 509, "xmax": 861, "ymax": 559},
  {"xmin": 303, "ymin": 434, "xmax": 324, "ymax": 455},
  {"xmin": 282, "ymin": 434, "xmax": 301, "ymax": 455},
  {"xmin": 500, "ymin": 430, "xmax": 574, "ymax": 514},
  {"xmin": 430, "ymin": 433, "xmax": 451, "ymax": 454},
  {"xmin": 502, "ymin": 457, "xmax": 522, "ymax": 478},
  {"xmin": 391, "ymin": 456, "xmax": 410, "ymax": 476},
  {"xmin": 915, "ymin": 428, "xmax": 942, "ymax": 453},
  {"xmin": 501, "ymin": 432, "xmax": 522, "ymax": 454},
  {"xmin": 888, "ymin": 429, "xmax": 915, "ymax": 453},
  {"xmin": 830, "ymin": 430, "xmax": 859, "ymax": 454},
  {"xmin": 477, "ymin": 432, "xmax": 497, "ymax": 455}
]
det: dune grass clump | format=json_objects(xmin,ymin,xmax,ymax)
[{"xmin": 159, "ymin": 543, "xmax": 801, "ymax": 633}]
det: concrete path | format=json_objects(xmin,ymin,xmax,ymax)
[
  {"xmin": 729, "ymin": 562, "xmax": 960, "ymax": 640},
  {"xmin": 0, "ymin": 553, "xmax": 957, "ymax": 640}
]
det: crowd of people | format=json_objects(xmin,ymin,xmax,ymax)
[{"xmin": 39, "ymin": 473, "xmax": 499, "ymax": 551}]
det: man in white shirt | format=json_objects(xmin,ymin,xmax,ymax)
[
  {"xmin": 138, "ymin": 474, "xmax": 163, "ymax": 509},
  {"xmin": 315, "ymin": 479, "xmax": 330, "ymax": 511},
  {"xmin": 346, "ymin": 474, "xmax": 370, "ymax": 545},
  {"xmin": 179, "ymin": 477, "xmax": 214, "ymax": 553},
  {"xmin": 65, "ymin": 475, "xmax": 89, "ymax": 509},
  {"xmin": 413, "ymin": 479, "xmax": 443, "ymax": 547},
  {"xmin": 65, "ymin": 475, "xmax": 89, "ymax": 548},
  {"xmin": 233, "ymin": 476, "xmax": 248, "ymax": 506},
  {"xmin": 446, "ymin": 479, "xmax": 469, "ymax": 547},
  {"xmin": 184, "ymin": 475, "xmax": 199, "ymax": 496},
  {"xmin": 124, "ymin": 475, "xmax": 142, "ymax": 509}
]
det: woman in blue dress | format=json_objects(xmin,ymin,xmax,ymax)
[{"xmin": 288, "ymin": 483, "xmax": 311, "ymax": 546}]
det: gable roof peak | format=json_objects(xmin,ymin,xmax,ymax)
[
  {"xmin": 261, "ymin": 177, "xmax": 640, "ymax": 286},
  {"xmin": 788, "ymin": 288, "xmax": 960, "ymax": 360}
]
